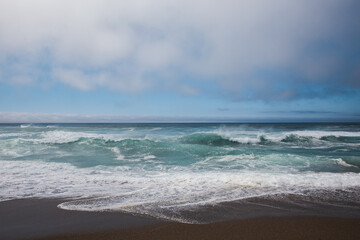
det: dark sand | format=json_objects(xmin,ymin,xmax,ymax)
[
  {"xmin": 0, "ymin": 199, "xmax": 164, "ymax": 240},
  {"xmin": 1, "ymin": 199, "xmax": 359, "ymax": 240}
]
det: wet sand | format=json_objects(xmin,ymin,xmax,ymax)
[
  {"xmin": 32, "ymin": 217, "xmax": 360, "ymax": 240},
  {"xmin": 0, "ymin": 199, "xmax": 164, "ymax": 240},
  {"xmin": 0, "ymin": 199, "xmax": 359, "ymax": 240}
]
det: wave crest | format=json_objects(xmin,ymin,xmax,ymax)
[{"xmin": 180, "ymin": 133, "xmax": 238, "ymax": 146}]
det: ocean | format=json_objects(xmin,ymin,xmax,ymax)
[{"xmin": 1, "ymin": 123, "xmax": 359, "ymax": 223}]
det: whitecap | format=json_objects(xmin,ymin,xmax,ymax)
[
  {"xmin": 109, "ymin": 147, "xmax": 125, "ymax": 160},
  {"xmin": 1, "ymin": 160, "xmax": 359, "ymax": 223},
  {"xmin": 332, "ymin": 158, "xmax": 358, "ymax": 168}
]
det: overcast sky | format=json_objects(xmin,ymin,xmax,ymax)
[{"xmin": 0, "ymin": 0, "xmax": 359, "ymax": 122}]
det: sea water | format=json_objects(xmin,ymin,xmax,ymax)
[{"xmin": 0, "ymin": 123, "xmax": 359, "ymax": 222}]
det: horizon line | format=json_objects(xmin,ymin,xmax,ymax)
[{"xmin": 1, "ymin": 121, "xmax": 359, "ymax": 124}]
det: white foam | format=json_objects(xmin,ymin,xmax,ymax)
[
  {"xmin": 216, "ymin": 154, "xmax": 255, "ymax": 162},
  {"xmin": 149, "ymin": 127, "xmax": 162, "ymax": 131},
  {"xmin": 109, "ymin": 147, "xmax": 125, "ymax": 160},
  {"xmin": 19, "ymin": 124, "xmax": 56, "ymax": 129},
  {"xmin": 0, "ymin": 132, "xmax": 32, "ymax": 138},
  {"xmin": 0, "ymin": 149, "xmax": 24, "ymax": 158},
  {"xmin": 25, "ymin": 130, "xmax": 166, "ymax": 144},
  {"xmin": 290, "ymin": 130, "xmax": 360, "ymax": 138},
  {"xmin": 144, "ymin": 155, "xmax": 156, "ymax": 160},
  {"xmin": 229, "ymin": 136, "xmax": 261, "ymax": 144},
  {"xmin": 332, "ymin": 158, "xmax": 358, "ymax": 168},
  {"xmin": 1, "ymin": 159, "xmax": 359, "ymax": 222},
  {"xmin": 210, "ymin": 128, "xmax": 262, "ymax": 144},
  {"xmin": 30, "ymin": 131, "xmax": 124, "ymax": 144},
  {"xmin": 206, "ymin": 129, "xmax": 360, "ymax": 146},
  {"xmin": 30, "ymin": 131, "xmax": 91, "ymax": 144}
]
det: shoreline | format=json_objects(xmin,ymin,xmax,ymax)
[{"xmin": 1, "ymin": 198, "xmax": 359, "ymax": 240}]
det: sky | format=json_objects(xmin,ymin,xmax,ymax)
[{"xmin": 0, "ymin": 0, "xmax": 360, "ymax": 122}]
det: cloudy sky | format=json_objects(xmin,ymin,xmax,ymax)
[{"xmin": 0, "ymin": 0, "xmax": 359, "ymax": 122}]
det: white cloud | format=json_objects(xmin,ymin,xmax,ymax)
[
  {"xmin": 52, "ymin": 69, "xmax": 95, "ymax": 91},
  {"xmin": 0, "ymin": 0, "xmax": 358, "ymax": 99}
]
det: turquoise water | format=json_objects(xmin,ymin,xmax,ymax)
[{"xmin": 1, "ymin": 123, "xmax": 359, "ymax": 222}]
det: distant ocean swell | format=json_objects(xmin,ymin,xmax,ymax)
[{"xmin": 0, "ymin": 123, "xmax": 359, "ymax": 223}]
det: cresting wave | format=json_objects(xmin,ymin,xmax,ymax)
[
  {"xmin": 20, "ymin": 124, "xmax": 57, "ymax": 129},
  {"xmin": 2, "ymin": 129, "xmax": 360, "ymax": 169},
  {"xmin": 1, "ymin": 160, "xmax": 359, "ymax": 223},
  {"xmin": 1, "ymin": 123, "xmax": 360, "ymax": 222},
  {"xmin": 6, "ymin": 129, "xmax": 360, "ymax": 146}
]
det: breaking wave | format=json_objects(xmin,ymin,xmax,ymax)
[
  {"xmin": 1, "ymin": 123, "xmax": 360, "ymax": 223},
  {"xmin": 0, "ymin": 160, "xmax": 359, "ymax": 223},
  {"xmin": 8, "ymin": 128, "xmax": 359, "ymax": 146}
]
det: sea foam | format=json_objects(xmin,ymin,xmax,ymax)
[
  {"xmin": 1, "ymin": 159, "xmax": 359, "ymax": 222},
  {"xmin": 1, "ymin": 123, "xmax": 360, "ymax": 223}
]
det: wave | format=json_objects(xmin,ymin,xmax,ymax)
[
  {"xmin": 332, "ymin": 158, "xmax": 359, "ymax": 168},
  {"xmin": 109, "ymin": 147, "xmax": 125, "ymax": 160},
  {"xmin": 1, "ymin": 160, "xmax": 359, "ymax": 223},
  {"xmin": 30, "ymin": 131, "xmax": 125, "ymax": 144},
  {"xmin": 340, "ymin": 156, "xmax": 360, "ymax": 168},
  {"xmin": 227, "ymin": 130, "xmax": 360, "ymax": 145},
  {"xmin": 280, "ymin": 134, "xmax": 313, "ymax": 143},
  {"xmin": 2, "ymin": 124, "xmax": 359, "ymax": 222},
  {"xmin": 16, "ymin": 129, "xmax": 360, "ymax": 149},
  {"xmin": 25, "ymin": 130, "xmax": 166, "ymax": 145},
  {"xmin": 20, "ymin": 124, "xmax": 57, "ymax": 129},
  {"xmin": 289, "ymin": 130, "xmax": 360, "ymax": 138},
  {"xmin": 320, "ymin": 135, "xmax": 360, "ymax": 143},
  {"xmin": 281, "ymin": 133, "xmax": 360, "ymax": 144},
  {"xmin": 20, "ymin": 124, "xmax": 33, "ymax": 128},
  {"xmin": 180, "ymin": 133, "xmax": 239, "ymax": 146},
  {"xmin": 180, "ymin": 131, "xmax": 360, "ymax": 146},
  {"xmin": 0, "ymin": 132, "xmax": 32, "ymax": 138}
]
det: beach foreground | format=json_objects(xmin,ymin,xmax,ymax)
[{"xmin": 1, "ymin": 199, "xmax": 359, "ymax": 240}]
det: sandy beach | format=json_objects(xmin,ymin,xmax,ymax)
[
  {"xmin": 1, "ymin": 198, "xmax": 359, "ymax": 240},
  {"xmin": 0, "ymin": 199, "xmax": 164, "ymax": 240}
]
